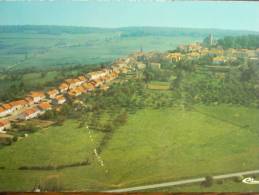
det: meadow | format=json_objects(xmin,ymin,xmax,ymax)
[{"xmin": 0, "ymin": 104, "xmax": 258, "ymax": 191}]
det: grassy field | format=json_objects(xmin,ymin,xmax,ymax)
[
  {"xmin": 0, "ymin": 104, "xmax": 258, "ymax": 191},
  {"xmin": 0, "ymin": 120, "xmax": 104, "ymax": 168}
]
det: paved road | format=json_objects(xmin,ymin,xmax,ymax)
[{"xmin": 104, "ymin": 169, "xmax": 259, "ymax": 192}]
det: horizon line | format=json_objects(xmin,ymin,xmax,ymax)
[{"xmin": 0, "ymin": 24, "xmax": 259, "ymax": 33}]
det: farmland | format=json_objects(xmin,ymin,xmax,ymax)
[
  {"xmin": 0, "ymin": 104, "xmax": 258, "ymax": 191},
  {"xmin": 0, "ymin": 25, "xmax": 259, "ymax": 192},
  {"xmin": 0, "ymin": 31, "xmax": 200, "ymax": 70}
]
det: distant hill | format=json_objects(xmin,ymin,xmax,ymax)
[{"xmin": 0, "ymin": 25, "xmax": 258, "ymax": 37}]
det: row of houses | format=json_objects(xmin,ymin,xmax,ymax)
[{"xmin": 0, "ymin": 59, "xmax": 131, "ymax": 132}]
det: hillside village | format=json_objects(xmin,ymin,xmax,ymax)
[
  {"xmin": 0, "ymin": 61, "xmax": 131, "ymax": 133},
  {"xmin": 1, "ymin": 40, "xmax": 259, "ymax": 136}
]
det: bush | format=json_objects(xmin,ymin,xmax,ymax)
[
  {"xmin": 201, "ymin": 176, "xmax": 214, "ymax": 187},
  {"xmin": 234, "ymin": 175, "xmax": 244, "ymax": 183}
]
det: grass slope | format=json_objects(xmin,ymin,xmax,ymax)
[{"xmin": 0, "ymin": 105, "xmax": 258, "ymax": 191}]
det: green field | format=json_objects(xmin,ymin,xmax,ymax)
[
  {"xmin": 0, "ymin": 32, "xmax": 201, "ymax": 70},
  {"xmin": 0, "ymin": 105, "xmax": 258, "ymax": 191}
]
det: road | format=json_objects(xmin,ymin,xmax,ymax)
[{"xmin": 104, "ymin": 169, "xmax": 259, "ymax": 192}]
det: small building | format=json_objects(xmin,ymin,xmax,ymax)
[
  {"xmin": 65, "ymin": 79, "xmax": 78, "ymax": 89},
  {"xmin": 25, "ymin": 97, "xmax": 34, "ymax": 106},
  {"xmin": 208, "ymin": 49, "xmax": 224, "ymax": 57},
  {"xmin": 53, "ymin": 95, "xmax": 66, "ymax": 105},
  {"xmin": 167, "ymin": 53, "xmax": 182, "ymax": 62},
  {"xmin": 0, "ymin": 119, "xmax": 11, "ymax": 133},
  {"xmin": 38, "ymin": 102, "xmax": 52, "ymax": 112},
  {"xmin": 47, "ymin": 89, "xmax": 59, "ymax": 99},
  {"xmin": 187, "ymin": 52, "xmax": 200, "ymax": 59},
  {"xmin": 10, "ymin": 100, "xmax": 28, "ymax": 111},
  {"xmin": 100, "ymin": 85, "xmax": 109, "ymax": 91},
  {"xmin": 78, "ymin": 75, "xmax": 87, "ymax": 84},
  {"xmin": 86, "ymin": 70, "xmax": 108, "ymax": 81},
  {"xmin": 212, "ymin": 56, "xmax": 227, "ymax": 64},
  {"xmin": 136, "ymin": 62, "xmax": 146, "ymax": 70},
  {"xmin": 59, "ymin": 83, "xmax": 69, "ymax": 93},
  {"xmin": 18, "ymin": 108, "xmax": 41, "ymax": 120},
  {"xmin": 0, "ymin": 107, "xmax": 9, "ymax": 117},
  {"xmin": 68, "ymin": 87, "xmax": 82, "ymax": 97},
  {"xmin": 82, "ymin": 82, "xmax": 95, "ymax": 92},
  {"xmin": 149, "ymin": 62, "xmax": 161, "ymax": 70},
  {"xmin": 29, "ymin": 91, "xmax": 45, "ymax": 103},
  {"xmin": 1, "ymin": 103, "xmax": 14, "ymax": 114}
]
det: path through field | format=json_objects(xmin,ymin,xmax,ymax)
[{"xmin": 104, "ymin": 169, "xmax": 259, "ymax": 192}]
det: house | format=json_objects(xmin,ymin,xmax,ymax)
[
  {"xmin": 208, "ymin": 49, "xmax": 224, "ymax": 57},
  {"xmin": 53, "ymin": 95, "xmax": 66, "ymax": 105},
  {"xmin": 65, "ymin": 79, "xmax": 78, "ymax": 89},
  {"xmin": 76, "ymin": 86, "xmax": 85, "ymax": 93},
  {"xmin": 18, "ymin": 108, "xmax": 41, "ymax": 120},
  {"xmin": 94, "ymin": 79, "xmax": 103, "ymax": 87},
  {"xmin": 59, "ymin": 83, "xmax": 69, "ymax": 93},
  {"xmin": 0, "ymin": 107, "xmax": 9, "ymax": 117},
  {"xmin": 86, "ymin": 70, "xmax": 108, "ymax": 81},
  {"xmin": 29, "ymin": 91, "xmax": 45, "ymax": 103},
  {"xmin": 167, "ymin": 53, "xmax": 182, "ymax": 62},
  {"xmin": 135, "ymin": 62, "xmax": 146, "ymax": 70},
  {"xmin": 25, "ymin": 97, "xmax": 34, "ymax": 106},
  {"xmin": 0, "ymin": 119, "xmax": 11, "ymax": 133},
  {"xmin": 1, "ymin": 103, "xmax": 14, "ymax": 114},
  {"xmin": 73, "ymin": 79, "xmax": 82, "ymax": 87},
  {"xmin": 200, "ymin": 48, "xmax": 209, "ymax": 56},
  {"xmin": 68, "ymin": 87, "xmax": 82, "ymax": 97},
  {"xmin": 47, "ymin": 89, "xmax": 59, "ymax": 99},
  {"xmin": 149, "ymin": 62, "xmax": 161, "ymax": 70},
  {"xmin": 188, "ymin": 43, "xmax": 202, "ymax": 52},
  {"xmin": 78, "ymin": 75, "xmax": 87, "ymax": 84},
  {"xmin": 10, "ymin": 100, "xmax": 28, "ymax": 111},
  {"xmin": 212, "ymin": 56, "xmax": 227, "ymax": 64},
  {"xmin": 38, "ymin": 102, "xmax": 52, "ymax": 112},
  {"xmin": 82, "ymin": 82, "xmax": 95, "ymax": 92},
  {"xmin": 100, "ymin": 85, "xmax": 109, "ymax": 91},
  {"xmin": 187, "ymin": 52, "xmax": 200, "ymax": 59}
]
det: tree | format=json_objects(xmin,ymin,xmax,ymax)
[{"xmin": 202, "ymin": 176, "xmax": 214, "ymax": 187}]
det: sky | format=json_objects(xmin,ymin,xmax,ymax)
[{"xmin": 0, "ymin": 1, "xmax": 259, "ymax": 32}]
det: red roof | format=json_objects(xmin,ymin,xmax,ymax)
[
  {"xmin": 22, "ymin": 108, "xmax": 38, "ymax": 116},
  {"xmin": 0, "ymin": 119, "xmax": 10, "ymax": 127},
  {"xmin": 38, "ymin": 102, "xmax": 51, "ymax": 110},
  {"xmin": 2, "ymin": 104, "xmax": 12, "ymax": 110}
]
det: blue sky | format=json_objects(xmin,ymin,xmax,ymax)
[{"xmin": 0, "ymin": 1, "xmax": 259, "ymax": 31}]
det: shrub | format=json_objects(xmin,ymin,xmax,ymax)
[
  {"xmin": 201, "ymin": 176, "xmax": 214, "ymax": 187},
  {"xmin": 234, "ymin": 175, "xmax": 244, "ymax": 183}
]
